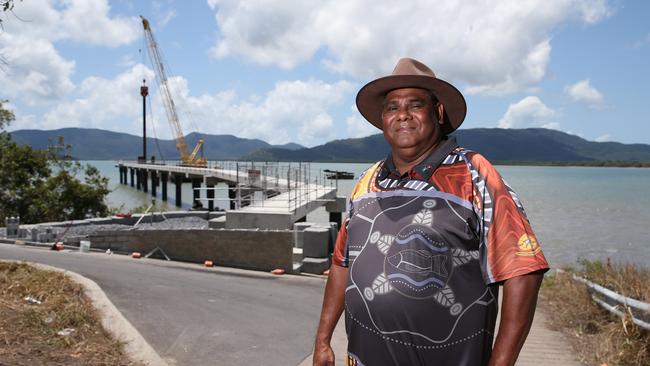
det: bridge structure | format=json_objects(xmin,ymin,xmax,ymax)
[{"xmin": 116, "ymin": 161, "xmax": 346, "ymax": 230}]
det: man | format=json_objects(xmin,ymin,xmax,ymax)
[{"xmin": 313, "ymin": 58, "xmax": 549, "ymax": 366}]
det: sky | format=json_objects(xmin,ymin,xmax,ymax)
[{"xmin": 1, "ymin": 0, "xmax": 649, "ymax": 147}]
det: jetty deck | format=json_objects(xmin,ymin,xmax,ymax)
[{"xmin": 116, "ymin": 160, "xmax": 342, "ymax": 228}]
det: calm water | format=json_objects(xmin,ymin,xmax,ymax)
[{"xmin": 88, "ymin": 161, "xmax": 650, "ymax": 267}]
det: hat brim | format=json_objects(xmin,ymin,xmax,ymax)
[{"xmin": 356, "ymin": 74, "xmax": 467, "ymax": 135}]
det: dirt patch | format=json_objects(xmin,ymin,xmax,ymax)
[
  {"xmin": 0, "ymin": 262, "xmax": 141, "ymax": 365},
  {"xmin": 540, "ymin": 261, "xmax": 650, "ymax": 366}
]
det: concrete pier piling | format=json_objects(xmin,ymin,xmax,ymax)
[
  {"xmin": 161, "ymin": 172, "xmax": 168, "ymax": 201},
  {"xmin": 115, "ymin": 161, "xmax": 344, "ymax": 231}
]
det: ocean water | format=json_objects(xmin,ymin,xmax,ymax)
[{"xmin": 87, "ymin": 161, "xmax": 650, "ymax": 267}]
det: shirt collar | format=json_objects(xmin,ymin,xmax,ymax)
[{"xmin": 378, "ymin": 136, "xmax": 459, "ymax": 182}]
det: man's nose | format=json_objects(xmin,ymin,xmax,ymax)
[{"xmin": 396, "ymin": 105, "xmax": 411, "ymax": 120}]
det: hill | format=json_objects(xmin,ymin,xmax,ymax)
[
  {"xmin": 8, "ymin": 128, "xmax": 304, "ymax": 160},
  {"xmin": 9, "ymin": 127, "xmax": 650, "ymax": 164},
  {"xmin": 243, "ymin": 128, "xmax": 650, "ymax": 164}
]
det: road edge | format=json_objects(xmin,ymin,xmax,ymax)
[{"xmin": 1, "ymin": 260, "xmax": 168, "ymax": 366}]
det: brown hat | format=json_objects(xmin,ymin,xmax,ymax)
[{"xmin": 356, "ymin": 58, "xmax": 467, "ymax": 134}]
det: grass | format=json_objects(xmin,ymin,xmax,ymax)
[
  {"xmin": 0, "ymin": 262, "xmax": 140, "ymax": 365},
  {"xmin": 540, "ymin": 259, "xmax": 650, "ymax": 366}
]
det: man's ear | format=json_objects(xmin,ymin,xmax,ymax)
[{"xmin": 437, "ymin": 103, "xmax": 445, "ymax": 124}]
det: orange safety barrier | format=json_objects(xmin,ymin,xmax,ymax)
[
  {"xmin": 131, "ymin": 252, "xmax": 142, "ymax": 259},
  {"xmin": 204, "ymin": 260, "xmax": 214, "ymax": 267},
  {"xmin": 271, "ymin": 268, "xmax": 285, "ymax": 275}
]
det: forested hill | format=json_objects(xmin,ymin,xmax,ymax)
[
  {"xmin": 9, "ymin": 127, "xmax": 650, "ymax": 164},
  {"xmin": 242, "ymin": 128, "xmax": 650, "ymax": 164},
  {"xmin": 9, "ymin": 128, "xmax": 304, "ymax": 160}
]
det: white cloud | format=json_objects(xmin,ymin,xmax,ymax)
[
  {"xmin": 346, "ymin": 106, "xmax": 379, "ymax": 138},
  {"xmin": 208, "ymin": 0, "xmax": 320, "ymax": 69},
  {"xmin": 542, "ymin": 122, "xmax": 561, "ymax": 130},
  {"xmin": 4, "ymin": 0, "xmax": 139, "ymax": 46},
  {"xmin": 564, "ymin": 79, "xmax": 604, "ymax": 108},
  {"xmin": 0, "ymin": 0, "xmax": 140, "ymax": 106},
  {"xmin": 0, "ymin": 34, "xmax": 75, "ymax": 104},
  {"xmin": 595, "ymin": 134, "xmax": 610, "ymax": 142},
  {"xmin": 58, "ymin": 0, "xmax": 140, "ymax": 47},
  {"xmin": 177, "ymin": 79, "xmax": 355, "ymax": 146},
  {"xmin": 41, "ymin": 64, "xmax": 156, "ymax": 132},
  {"xmin": 207, "ymin": 0, "xmax": 611, "ymax": 95},
  {"xmin": 40, "ymin": 72, "xmax": 354, "ymax": 147},
  {"xmin": 498, "ymin": 96, "xmax": 557, "ymax": 129}
]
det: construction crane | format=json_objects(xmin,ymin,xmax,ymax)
[{"xmin": 140, "ymin": 16, "xmax": 207, "ymax": 167}]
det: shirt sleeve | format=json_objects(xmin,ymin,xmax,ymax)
[{"xmin": 469, "ymin": 153, "xmax": 549, "ymax": 284}]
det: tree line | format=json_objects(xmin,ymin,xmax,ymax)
[{"xmin": 1, "ymin": 100, "xmax": 110, "ymax": 224}]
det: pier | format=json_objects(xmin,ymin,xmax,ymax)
[{"xmin": 116, "ymin": 161, "xmax": 345, "ymax": 230}]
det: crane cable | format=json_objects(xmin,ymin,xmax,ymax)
[
  {"xmin": 148, "ymin": 27, "xmax": 205, "ymax": 149},
  {"xmin": 147, "ymin": 94, "xmax": 166, "ymax": 163}
]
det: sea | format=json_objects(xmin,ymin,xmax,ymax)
[{"xmin": 87, "ymin": 160, "xmax": 650, "ymax": 268}]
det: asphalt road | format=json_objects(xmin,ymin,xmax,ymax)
[{"xmin": 0, "ymin": 244, "xmax": 326, "ymax": 366}]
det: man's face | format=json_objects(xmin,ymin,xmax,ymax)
[{"xmin": 381, "ymin": 88, "xmax": 441, "ymax": 154}]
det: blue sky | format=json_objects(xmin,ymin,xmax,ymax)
[{"xmin": 1, "ymin": 0, "xmax": 649, "ymax": 147}]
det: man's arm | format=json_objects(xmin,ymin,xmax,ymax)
[
  {"xmin": 489, "ymin": 272, "xmax": 544, "ymax": 366},
  {"xmin": 313, "ymin": 264, "xmax": 349, "ymax": 366}
]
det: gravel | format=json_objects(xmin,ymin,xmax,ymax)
[{"xmin": 0, "ymin": 217, "xmax": 210, "ymax": 240}]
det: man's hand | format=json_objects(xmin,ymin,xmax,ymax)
[
  {"xmin": 313, "ymin": 264, "xmax": 349, "ymax": 366},
  {"xmin": 312, "ymin": 342, "xmax": 335, "ymax": 366},
  {"xmin": 489, "ymin": 272, "xmax": 544, "ymax": 366}
]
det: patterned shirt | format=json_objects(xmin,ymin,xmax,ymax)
[{"xmin": 332, "ymin": 137, "xmax": 549, "ymax": 366}]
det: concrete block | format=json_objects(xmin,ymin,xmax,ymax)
[
  {"xmin": 208, "ymin": 211, "xmax": 227, "ymax": 220},
  {"xmin": 293, "ymin": 222, "xmax": 314, "ymax": 249},
  {"xmin": 5, "ymin": 217, "xmax": 19, "ymax": 238},
  {"xmin": 293, "ymin": 222, "xmax": 313, "ymax": 231},
  {"xmin": 208, "ymin": 216, "xmax": 226, "ymax": 229},
  {"xmin": 302, "ymin": 257, "xmax": 330, "ymax": 274},
  {"xmin": 87, "ymin": 217, "xmax": 117, "ymax": 225},
  {"xmin": 164, "ymin": 211, "xmax": 209, "ymax": 220},
  {"xmin": 226, "ymin": 211, "xmax": 292, "ymax": 230},
  {"xmin": 292, "ymin": 247, "xmax": 304, "ymax": 263},
  {"xmin": 30, "ymin": 228, "xmax": 38, "ymax": 242},
  {"xmin": 325, "ymin": 196, "xmax": 347, "ymax": 213},
  {"xmin": 303, "ymin": 227, "xmax": 330, "ymax": 258}
]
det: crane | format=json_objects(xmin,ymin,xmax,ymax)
[{"xmin": 140, "ymin": 16, "xmax": 207, "ymax": 167}]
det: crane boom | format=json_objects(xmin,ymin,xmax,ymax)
[{"xmin": 140, "ymin": 16, "xmax": 206, "ymax": 167}]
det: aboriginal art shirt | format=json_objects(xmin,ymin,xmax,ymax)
[{"xmin": 331, "ymin": 137, "xmax": 549, "ymax": 366}]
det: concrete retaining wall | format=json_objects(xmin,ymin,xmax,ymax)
[{"xmin": 87, "ymin": 229, "xmax": 294, "ymax": 272}]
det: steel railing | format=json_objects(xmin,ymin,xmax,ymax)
[
  {"xmin": 558, "ymin": 269, "xmax": 650, "ymax": 331},
  {"xmin": 118, "ymin": 160, "xmax": 338, "ymax": 212}
]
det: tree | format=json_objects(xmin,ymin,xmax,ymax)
[{"xmin": 0, "ymin": 100, "xmax": 110, "ymax": 224}]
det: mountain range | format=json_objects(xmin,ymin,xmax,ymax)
[
  {"xmin": 8, "ymin": 127, "xmax": 650, "ymax": 164},
  {"xmin": 8, "ymin": 128, "xmax": 303, "ymax": 160}
]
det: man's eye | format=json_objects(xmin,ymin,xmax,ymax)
[{"xmin": 385, "ymin": 105, "xmax": 398, "ymax": 112}]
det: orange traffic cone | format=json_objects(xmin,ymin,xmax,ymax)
[{"xmin": 204, "ymin": 260, "xmax": 214, "ymax": 267}]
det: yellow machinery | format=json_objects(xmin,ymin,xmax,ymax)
[{"xmin": 141, "ymin": 16, "xmax": 207, "ymax": 167}]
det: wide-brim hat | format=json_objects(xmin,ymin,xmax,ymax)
[{"xmin": 356, "ymin": 57, "xmax": 467, "ymax": 135}]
